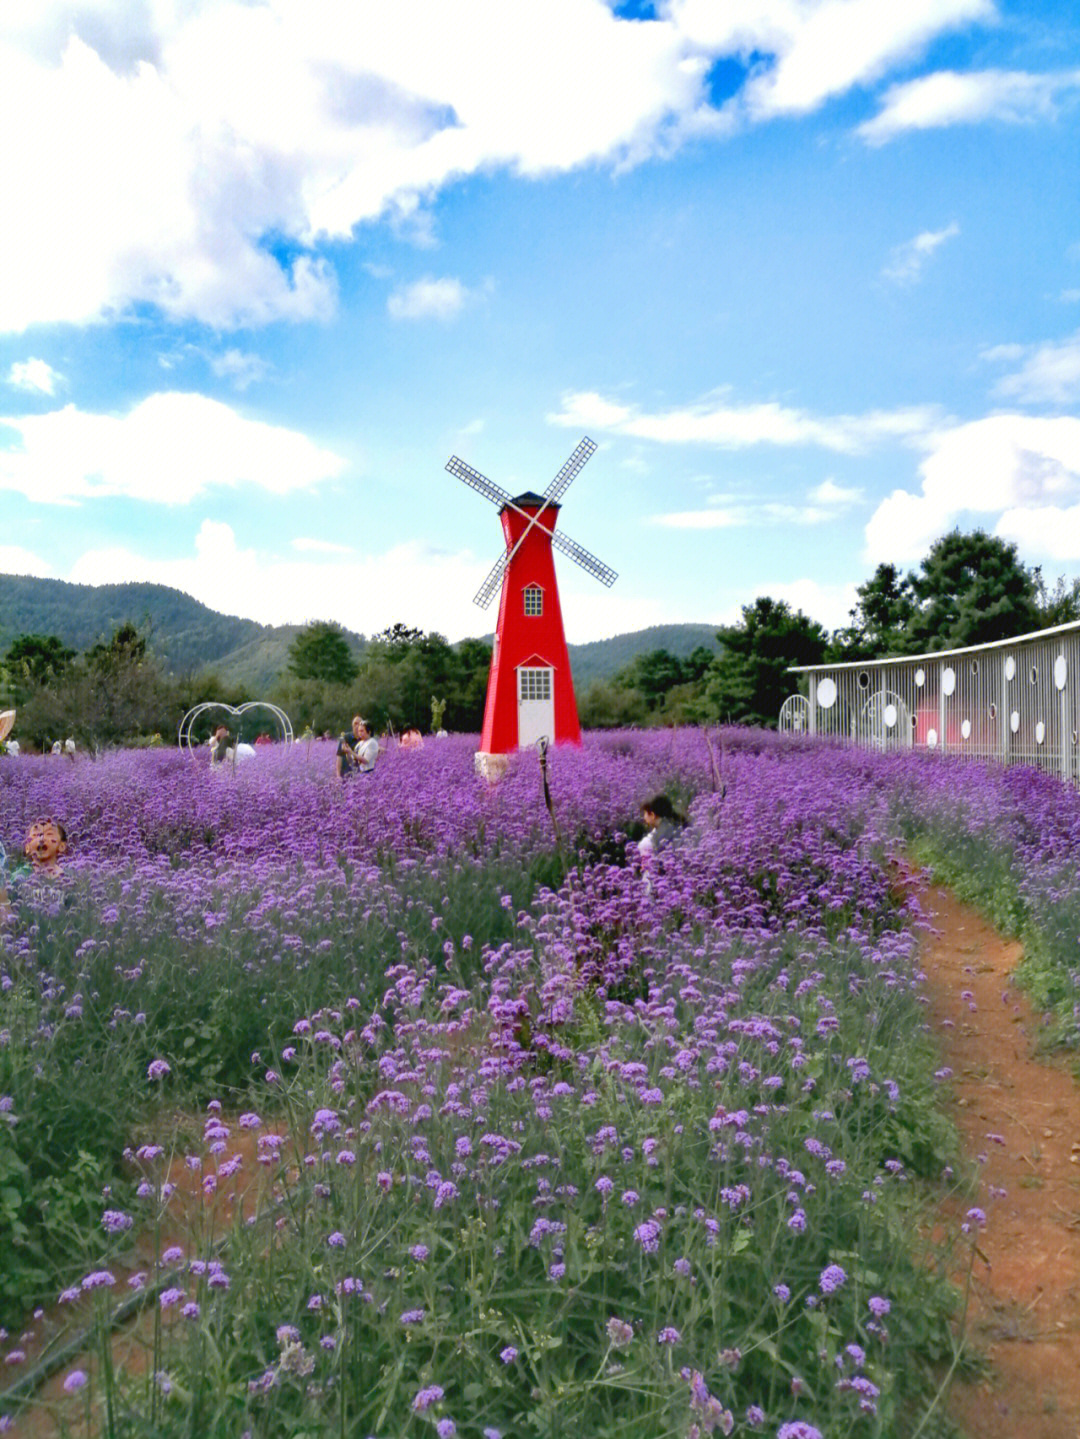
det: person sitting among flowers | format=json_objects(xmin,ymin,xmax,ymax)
[
  {"xmin": 336, "ymin": 716, "xmax": 379, "ymax": 780},
  {"xmin": 638, "ymin": 794, "xmax": 686, "ymax": 856}
]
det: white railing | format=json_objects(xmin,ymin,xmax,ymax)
[{"xmin": 785, "ymin": 619, "xmax": 1080, "ymax": 781}]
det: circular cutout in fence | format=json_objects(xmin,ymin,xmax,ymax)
[
  {"xmin": 857, "ymin": 671, "xmax": 870, "ymax": 690},
  {"xmin": 883, "ymin": 703, "xmax": 898, "ymax": 729},
  {"xmin": 989, "ymin": 702, "xmax": 998, "ymax": 720},
  {"xmin": 961, "ymin": 719, "xmax": 971, "ymax": 740},
  {"xmin": 816, "ymin": 677, "xmax": 838, "ymax": 709},
  {"xmin": 1010, "ymin": 710, "xmax": 1020, "ymax": 733},
  {"xmin": 942, "ymin": 666, "xmax": 956, "ymax": 696},
  {"xmin": 1055, "ymin": 655, "xmax": 1067, "ymax": 690},
  {"xmin": 1030, "ymin": 665, "xmax": 1038, "ymax": 685},
  {"xmin": 914, "ymin": 668, "xmax": 925, "ymax": 688},
  {"xmin": 1035, "ymin": 721, "xmax": 1046, "ymax": 745},
  {"xmin": 1005, "ymin": 656, "xmax": 1016, "ymax": 681},
  {"xmin": 927, "ymin": 728, "xmax": 938, "ymax": 748},
  {"xmin": 911, "ymin": 713, "xmax": 918, "ymax": 729},
  {"xmin": 971, "ymin": 659, "xmax": 979, "ymax": 676}
]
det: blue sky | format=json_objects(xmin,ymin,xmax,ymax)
[{"xmin": 2, "ymin": 0, "xmax": 1079, "ymax": 644}]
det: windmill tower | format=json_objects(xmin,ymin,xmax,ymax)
[{"xmin": 446, "ymin": 437, "xmax": 617, "ymax": 762}]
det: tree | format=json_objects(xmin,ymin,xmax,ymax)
[
  {"xmin": 77, "ymin": 623, "xmax": 167, "ymax": 745},
  {"xmin": 830, "ymin": 564, "xmax": 916, "ymax": 660},
  {"xmin": 908, "ymin": 531, "xmax": 1039, "ymax": 651},
  {"xmin": 707, "ymin": 597, "xmax": 828, "ymax": 728},
  {"xmin": 4, "ymin": 633, "xmax": 75, "ymax": 701},
  {"xmin": 1033, "ymin": 568, "xmax": 1080, "ymax": 628},
  {"xmin": 615, "ymin": 649, "xmax": 689, "ymax": 709},
  {"xmin": 288, "ymin": 621, "xmax": 359, "ymax": 685},
  {"xmin": 373, "ymin": 623, "xmax": 424, "ymax": 654}
]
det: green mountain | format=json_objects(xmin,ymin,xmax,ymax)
[
  {"xmin": 566, "ymin": 623, "xmax": 722, "ymax": 688},
  {"xmin": 0, "ymin": 573, "xmax": 720, "ymax": 691}
]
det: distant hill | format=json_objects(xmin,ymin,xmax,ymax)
[
  {"xmin": 567, "ymin": 623, "xmax": 721, "ymax": 687},
  {"xmin": 0, "ymin": 574, "xmax": 366, "ymax": 687},
  {"xmin": 0, "ymin": 573, "xmax": 719, "ymax": 691}
]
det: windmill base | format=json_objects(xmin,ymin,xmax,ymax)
[{"xmin": 474, "ymin": 751, "xmax": 510, "ymax": 782}]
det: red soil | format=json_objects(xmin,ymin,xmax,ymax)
[{"xmin": 917, "ymin": 883, "xmax": 1080, "ymax": 1439}]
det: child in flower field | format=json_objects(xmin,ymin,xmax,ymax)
[
  {"xmin": 0, "ymin": 818, "xmax": 69, "ymax": 920},
  {"xmin": 23, "ymin": 818, "xmax": 68, "ymax": 875},
  {"xmin": 638, "ymin": 794, "xmax": 685, "ymax": 856}
]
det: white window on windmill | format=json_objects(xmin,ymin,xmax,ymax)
[{"xmin": 523, "ymin": 584, "xmax": 543, "ymax": 617}]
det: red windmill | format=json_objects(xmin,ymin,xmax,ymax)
[{"xmin": 446, "ymin": 437, "xmax": 617, "ymax": 761}]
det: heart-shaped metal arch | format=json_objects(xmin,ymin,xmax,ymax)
[{"xmin": 178, "ymin": 701, "xmax": 294, "ymax": 755}]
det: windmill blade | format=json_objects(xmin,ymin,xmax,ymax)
[
  {"xmin": 446, "ymin": 455, "xmax": 514, "ymax": 509},
  {"xmin": 543, "ymin": 436, "xmax": 596, "ymax": 505},
  {"xmin": 552, "ymin": 528, "xmax": 618, "ymax": 587},
  {"xmin": 473, "ymin": 549, "xmax": 510, "ymax": 609}
]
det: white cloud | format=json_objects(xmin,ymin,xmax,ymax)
[
  {"xmin": 387, "ymin": 276, "xmax": 474, "ymax": 321},
  {"xmin": 673, "ymin": 0, "xmax": 993, "ymax": 123},
  {"xmin": 0, "ymin": 391, "xmax": 347, "ymax": 504},
  {"xmin": 1, "ymin": 0, "xmax": 1003, "ymax": 332},
  {"xmin": 809, "ymin": 477, "xmax": 863, "ymax": 505},
  {"xmin": 864, "ymin": 413, "xmax": 1080, "ymax": 562},
  {"xmin": 6, "ymin": 358, "xmax": 63, "ymax": 395},
  {"xmin": 0, "ymin": 545, "xmax": 54, "ymax": 576},
  {"xmin": 291, "ymin": 537, "xmax": 353, "ymax": 554},
  {"xmin": 882, "ymin": 222, "xmax": 960, "ymax": 284},
  {"xmin": 654, "ymin": 508, "xmax": 748, "ymax": 529},
  {"xmin": 859, "ymin": 67, "xmax": 1080, "ymax": 145},
  {"xmin": 1062, "ymin": 289, "xmax": 1080, "ymax": 303},
  {"xmin": 758, "ymin": 577, "xmax": 860, "ymax": 630},
  {"xmin": 549, "ymin": 388, "xmax": 940, "ymax": 453},
  {"xmin": 62, "ymin": 518, "xmax": 650, "ymax": 642},
  {"xmin": 654, "ymin": 480, "xmax": 861, "ymax": 531},
  {"xmin": 210, "ymin": 349, "xmax": 271, "ymax": 390},
  {"xmin": 995, "ymin": 503, "xmax": 1080, "ymax": 562},
  {"xmin": 989, "ymin": 331, "xmax": 1080, "ymax": 406}
]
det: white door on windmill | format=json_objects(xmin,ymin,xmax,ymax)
[{"xmin": 517, "ymin": 665, "xmax": 554, "ymax": 748}]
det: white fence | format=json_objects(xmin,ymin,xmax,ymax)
[{"xmin": 784, "ymin": 619, "xmax": 1080, "ymax": 782}]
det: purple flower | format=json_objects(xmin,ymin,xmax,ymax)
[
  {"xmin": 606, "ymin": 1317, "xmax": 634, "ymax": 1347},
  {"xmin": 101, "ymin": 1210, "xmax": 133, "ymax": 1234},
  {"xmin": 500, "ymin": 1346, "xmax": 518, "ymax": 1364},
  {"xmin": 147, "ymin": 1059, "xmax": 170, "ymax": 1081},
  {"xmin": 63, "ymin": 1369, "xmax": 88, "ymax": 1393},
  {"xmin": 436, "ymin": 1422, "xmax": 456, "ymax": 1439},
  {"xmin": 867, "ymin": 1295, "xmax": 891, "ymax": 1317},
  {"xmin": 818, "ymin": 1264, "xmax": 847, "ymax": 1294},
  {"xmin": 159, "ymin": 1288, "xmax": 185, "ymax": 1309},
  {"xmin": 81, "ymin": 1270, "xmax": 116, "ymax": 1290},
  {"xmin": 657, "ymin": 1326, "xmax": 681, "ymax": 1345},
  {"xmin": 401, "ymin": 1309, "xmax": 426, "ymax": 1325},
  {"xmin": 777, "ymin": 1425, "xmax": 823, "ymax": 1439},
  {"xmin": 412, "ymin": 1384, "xmax": 445, "ymax": 1413}
]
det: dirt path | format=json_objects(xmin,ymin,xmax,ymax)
[{"xmin": 918, "ymin": 883, "xmax": 1080, "ymax": 1439}]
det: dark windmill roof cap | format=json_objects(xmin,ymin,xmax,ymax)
[{"xmin": 503, "ymin": 489, "xmax": 560, "ymax": 511}]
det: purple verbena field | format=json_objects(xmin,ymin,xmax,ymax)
[{"xmin": 2, "ymin": 729, "xmax": 1077, "ymax": 1438}]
